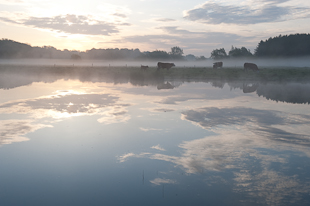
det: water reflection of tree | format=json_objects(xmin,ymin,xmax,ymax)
[
  {"xmin": 256, "ymin": 83, "xmax": 310, "ymax": 104},
  {"xmin": 1, "ymin": 66, "xmax": 310, "ymax": 104}
]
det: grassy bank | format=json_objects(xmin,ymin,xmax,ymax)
[
  {"xmin": 111, "ymin": 66, "xmax": 310, "ymax": 82},
  {"xmin": 1, "ymin": 64, "xmax": 310, "ymax": 83}
]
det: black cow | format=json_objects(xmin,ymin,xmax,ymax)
[
  {"xmin": 141, "ymin": 65, "xmax": 148, "ymax": 70},
  {"xmin": 244, "ymin": 63, "xmax": 259, "ymax": 71},
  {"xmin": 213, "ymin": 62, "xmax": 223, "ymax": 69},
  {"xmin": 157, "ymin": 62, "xmax": 175, "ymax": 70}
]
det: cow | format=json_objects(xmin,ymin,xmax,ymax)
[
  {"xmin": 244, "ymin": 63, "xmax": 259, "ymax": 71},
  {"xmin": 157, "ymin": 62, "xmax": 175, "ymax": 70},
  {"xmin": 213, "ymin": 62, "xmax": 223, "ymax": 69},
  {"xmin": 141, "ymin": 65, "xmax": 148, "ymax": 71}
]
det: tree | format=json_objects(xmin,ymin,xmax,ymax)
[
  {"xmin": 185, "ymin": 54, "xmax": 196, "ymax": 61},
  {"xmin": 196, "ymin": 56, "xmax": 207, "ymax": 61},
  {"xmin": 210, "ymin": 48, "xmax": 227, "ymax": 59},
  {"xmin": 170, "ymin": 46, "xmax": 184, "ymax": 59},
  {"xmin": 145, "ymin": 50, "xmax": 170, "ymax": 60},
  {"xmin": 228, "ymin": 46, "xmax": 253, "ymax": 58},
  {"xmin": 254, "ymin": 33, "xmax": 310, "ymax": 57}
]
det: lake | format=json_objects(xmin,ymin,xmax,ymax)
[{"xmin": 0, "ymin": 65, "xmax": 310, "ymax": 206}]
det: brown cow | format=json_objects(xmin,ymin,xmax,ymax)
[
  {"xmin": 213, "ymin": 62, "xmax": 223, "ymax": 69},
  {"xmin": 141, "ymin": 65, "xmax": 148, "ymax": 70},
  {"xmin": 244, "ymin": 63, "xmax": 259, "ymax": 71},
  {"xmin": 157, "ymin": 62, "xmax": 175, "ymax": 70}
]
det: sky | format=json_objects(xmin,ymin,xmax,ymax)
[{"xmin": 1, "ymin": 0, "xmax": 310, "ymax": 56}]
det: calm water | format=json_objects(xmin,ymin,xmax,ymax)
[{"xmin": 1, "ymin": 66, "xmax": 310, "ymax": 206}]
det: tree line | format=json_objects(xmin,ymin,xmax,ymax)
[
  {"xmin": 211, "ymin": 33, "xmax": 310, "ymax": 59},
  {"xmin": 0, "ymin": 39, "xmax": 184, "ymax": 60},
  {"xmin": 1, "ymin": 33, "xmax": 309, "ymax": 60}
]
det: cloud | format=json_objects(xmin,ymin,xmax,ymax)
[
  {"xmin": 116, "ymin": 26, "xmax": 253, "ymax": 55},
  {"xmin": 0, "ymin": 0, "xmax": 25, "ymax": 4},
  {"xmin": 139, "ymin": 127, "xmax": 162, "ymax": 132},
  {"xmin": 184, "ymin": 1, "xmax": 310, "ymax": 25},
  {"xmin": 0, "ymin": 14, "xmax": 129, "ymax": 35},
  {"xmin": 155, "ymin": 18, "xmax": 176, "ymax": 22},
  {"xmin": 153, "ymin": 108, "xmax": 175, "ymax": 112},
  {"xmin": 112, "ymin": 13, "xmax": 127, "ymax": 18}
]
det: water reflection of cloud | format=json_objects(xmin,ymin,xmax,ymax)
[
  {"xmin": 234, "ymin": 169, "xmax": 309, "ymax": 205},
  {"xmin": 97, "ymin": 108, "xmax": 130, "ymax": 124},
  {"xmin": 0, "ymin": 120, "xmax": 52, "ymax": 146},
  {"xmin": 0, "ymin": 93, "xmax": 119, "ymax": 114},
  {"xmin": 150, "ymin": 178, "xmax": 176, "ymax": 186},
  {"xmin": 151, "ymin": 144, "xmax": 166, "ymax": 151},
  {"xmin": 0, "ymin": 93, "xmax": 131, "ymax": 124},
  {"xmin": 0, "ymin": 92, "xmax": 132, "ymax": 146},
  {"xmin": 181, "ymin": 107, "xmax": 310, "ymax": 147},
  {"xmin": 118, "ymin": 152, "xmax": 151, "ymax": 163},
  {"xmin": 119, "ymin": 106, "xmax": 310, "ymax": 204}
]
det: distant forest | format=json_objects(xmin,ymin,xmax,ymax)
[
  {"xmin": 0, "ymin": 33, "xmax": 309, "ymax": 60},
  {"xmin": 255, "ymin": 34, "xmax": 310, "ymax": 57}
]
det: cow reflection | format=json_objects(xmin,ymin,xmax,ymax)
[
  {"xmin": 243, "ymin": 83, "xmax": 259, "ymax": 93},
  {"xmin": 157, "ymin": 82, "xmax": 175, "ymax": 90}
]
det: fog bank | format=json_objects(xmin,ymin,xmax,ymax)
[{"xmin": 0, "ymin": 56, "xmax": 310, "ymax": 68}]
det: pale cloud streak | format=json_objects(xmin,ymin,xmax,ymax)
[
  {"xmin": 0, "ymin": 14, "xmax": 127, "ymax": 35},
  {"xmin": 115, "ymin": 26, "xmax": 252, "ymax": 55},
  {"xmin": 140, "ymin": 127, "xmax": 162, "ymax": 132},
  {"xmin": 184, "ymin": 0, "xmax": 310, "ymax": 25}
]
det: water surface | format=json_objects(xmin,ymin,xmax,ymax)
[{"xmin": 0, "ymin": 66, "xmax": 310, "ymax": 206}]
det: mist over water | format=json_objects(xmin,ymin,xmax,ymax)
[
  {"xmin": 1, "ymin": 56, "xmax": 310, "ymax": 67},
  {"xmin": 0, "ymin": 63, "xmax": 310, "ymax": 206}
]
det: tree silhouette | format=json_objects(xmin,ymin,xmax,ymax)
[
  {"xmin": 170, "ymin": 46, "xmax": 184, "ymax": 59},
  {"xmin": 228, "ymin": 46, "xmax": 253, "ymax": 57},
  {"xmin": 210, "ymin": 48, "xmax": 227, "ymax": 59},
  {"xmin": 255, "ymin": 33, "xmax": 310, "ymax": 57}
]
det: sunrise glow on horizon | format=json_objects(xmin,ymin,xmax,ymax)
[{"xmin": 1, "ymin": 0, "xmax": 310, "ymax": 56}]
